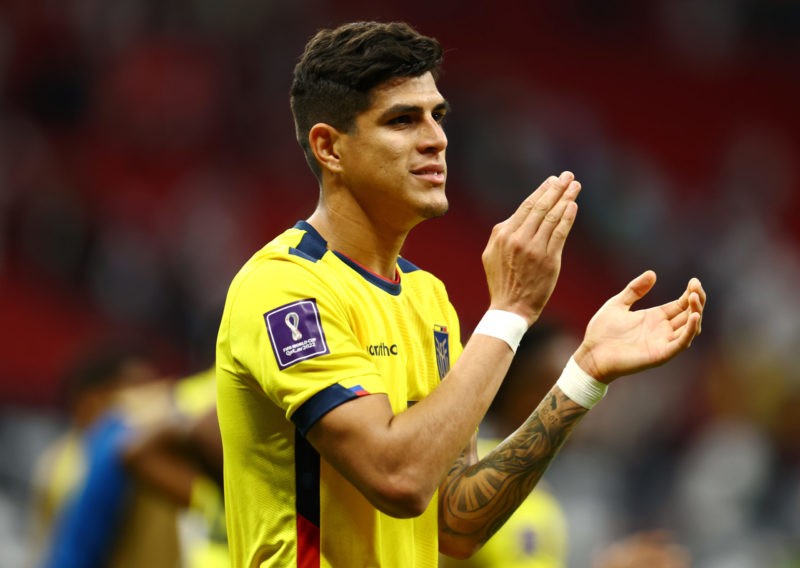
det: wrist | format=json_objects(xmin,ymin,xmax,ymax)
[
  {"xmin": 473, "ymin": 309, "xmax": 529, "ymax": 352},
  {"xmin": 556, "ymin": 356, "xmax": 608, "ymax": 409},
  {"xmin": 572, "ymin": 344, "xmax": 607, "ymax": 384},
  {"xmin": 488, "ymin": 301, "xmax": 540, "ymax": 327}
]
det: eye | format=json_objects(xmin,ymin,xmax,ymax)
[
  {"xmin": 432, "ymin": 104, "xmax": 450, "ymax": 125},
  {"xmin": 388, "ymin": 114, "xmax": 413, "ymax": 126}
]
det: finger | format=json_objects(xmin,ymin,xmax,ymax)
[
  {"xmin": 545, "ymin": 200, "xmax": 578, "ymax": 255},
  {"xmin": 513, "ymin": 171, "xmax": 575, "ymax": 235},
  {"xmin": 505, "ymin": 174, "xmax": 560, "ymax": 231},
  {"xmin": 615, "ymin": 270, "xmax": 657, "ymax": 308},
  {"xmin": 664, "ymin": 314, "xmax": 699, "ymax": 361},
  {"xmin": 669, "ymin": 306, "xmax": 701, "ymax": 341},
  {"xmin": 520, "ymin": 172, "xmax": 576, "ymax": 237},
  {"xmin": 690, "ymin": 277, "xmax": 707, "ymax": 309},
  {"xmin": 689, "ymin": 291, "xmax": 704, "ymax": 335},
  {"xmin": 663, "ymin": 295, "xmax": 704, "ymax": 346},
  {"xmin": 660, "ymin": 279, "xmax": 704, "ymax": 320},
  {"xmin": 678, "ymin": 312, "xmax": 702, "ymax": 348},
  {"xmin": 680, "ymin": 282, "xmax": 705, "ymax": 337},
  {"xmin": 528, "ymin": 180, "xmax": 579, "ymax": 240},
  {"xmin": 669, "ymin": 307, "xmax": 692, "ymax": 331}
]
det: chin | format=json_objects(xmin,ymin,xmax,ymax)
[
  {"xmin": 426, "ymin": 204, "xmax": 449, "ymax": 219},
  {"xmin": 420, "ymin": 198, "xmax": 449, "ymax": 220}
]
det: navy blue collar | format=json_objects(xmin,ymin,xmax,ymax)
[{"xmin": 292, "ymin": 220, "xmax": 403, "ymax": 296}]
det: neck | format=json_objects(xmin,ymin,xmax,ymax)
[{"xmin": 306, "ymin": 206, "xmax": 410, "ymax": 281}]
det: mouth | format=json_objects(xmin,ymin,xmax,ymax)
[{"xmin": 411, "ymin": 165, "xmax": 446, "ymax": 185}]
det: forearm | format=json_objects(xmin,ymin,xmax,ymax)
[
  {"xmin": 438, "ymin": 386, "xmax": 587, "ymax": 557},
  {"xmin": 121, "ymin": 419, "xmax": 207, "ymax": 507},
  {"xmin": 124, "ymin": 446, "xmax": 199, "ymax": 507},
  {"xmin": 395, "ymin": 334, "xmax": 514, "ymax": 471},
  {"xmin": 309, "ymin": 333, "xmax": 515, "ymax": 517}
]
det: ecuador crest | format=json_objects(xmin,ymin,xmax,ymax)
[{"xmin": 433, "ymin": 324, "xmax": 450, "ymax": 380}]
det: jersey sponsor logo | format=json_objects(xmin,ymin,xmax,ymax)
[
  {"xmin": 367, "ymin": 342, "xmax": 398, "ymax": 357},
  {"xmin": 265, "ymin": 299, "xmax": 330, "ymax": 369},
  {"xmin": 434, "ymin": 324, "xmax": 450, "ymax": 379}
]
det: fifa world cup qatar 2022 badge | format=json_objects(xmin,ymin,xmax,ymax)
[
  {"xmin": 265, "ymin": 299, "xmax": 330, "ymax": 369},
  {"xmin": 433, "ymin": 324, "xmax": 450, "ymax": 380}
]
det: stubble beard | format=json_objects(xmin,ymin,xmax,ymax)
[
  {"xmin": 421, "ymin": 201, "xmax": 449, "ymax": 220},
  {"xmin": 420, "ymin": 180, "xmax": 449, "ymax": 220}
]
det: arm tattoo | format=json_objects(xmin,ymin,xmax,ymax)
[{"xmin": 439, "ymin": 389, "xmax": 587, "ymax": 545}]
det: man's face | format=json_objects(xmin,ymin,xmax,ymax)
[{"xmin": 336, "ymin": 72, "xmax": 449, "ymax": 231}]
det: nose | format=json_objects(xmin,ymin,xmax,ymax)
[{"xmin": 420, "ymin": 116, "xmax": 448, "ymax": 153}]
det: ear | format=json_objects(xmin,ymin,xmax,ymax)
[{"xmin": 308, "ymin": 123, "xmax": 344, "ymax": 175}]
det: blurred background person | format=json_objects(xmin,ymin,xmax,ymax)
[
  {"xmin": 29, "ymin": 344, "xmax": 226, "ymax": 568},
  {"xmin": 30, "ymin": 344, "xmax": 183, "ymax": 568}
]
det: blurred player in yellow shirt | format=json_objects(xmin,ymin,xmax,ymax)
[{"xmin": 30, "ymin": 346, "xmax": 227, "ymax": 568}]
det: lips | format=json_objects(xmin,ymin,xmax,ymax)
[
  {"xmin": 411, "ymin": 164, "xmax": 446, "ymax": 184},
  {"xmin": 412, "ymin": 164, "xmax": 444, "ymax": 175}
]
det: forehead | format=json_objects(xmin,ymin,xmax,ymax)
[{"xmin": 365, "ymin": 72, "xmax": 445, "ymax": 113}]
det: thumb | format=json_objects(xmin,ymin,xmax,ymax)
[{"xmin": 616, "ymin": 270, "xmax": 657, "ymax": 307}]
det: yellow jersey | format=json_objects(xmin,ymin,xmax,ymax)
[{"xmin": 216, "ymin": 221, "xmax": 463, "ymax": 567}]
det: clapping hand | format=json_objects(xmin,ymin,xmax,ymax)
[
  {"xmin": 482, "ymin": 171, "xmax": 581, "ymax": 326},
  {"xmin": 573, "ymin": 270, "xmax": 706, "ymax": 383}
]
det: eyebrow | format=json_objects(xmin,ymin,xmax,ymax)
[{"xmin": 377, "ymin": 100, "xmax": 451, "ymax": 122}]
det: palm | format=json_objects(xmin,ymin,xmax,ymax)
[{"xmin": 577, "ymin": 271, "xmax": 705, "ymax": 383}]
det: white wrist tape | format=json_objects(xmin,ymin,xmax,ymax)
[
  {"xmin": 473, "ymin": 310, "xmax": 529, "ymax": 352},
  {"xmin": 556, "ymin": 357, "xmax": 608, "ymax": 409}
]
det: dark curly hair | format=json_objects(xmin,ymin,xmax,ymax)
[{"xmin": 290, "ymin": 21, "xmax": 443, "ymax": 181}]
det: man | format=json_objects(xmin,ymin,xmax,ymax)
[
  {"xmin": 32, "ymin": 346, "xmax": 183, "ymax": 568},
  {"xmin": 33, "ymin": 347, "xmax": 227, "ymax": 568},
  {"xmin": 215, "ymin": 21, "xmax": 705, "ymax": 567}
]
